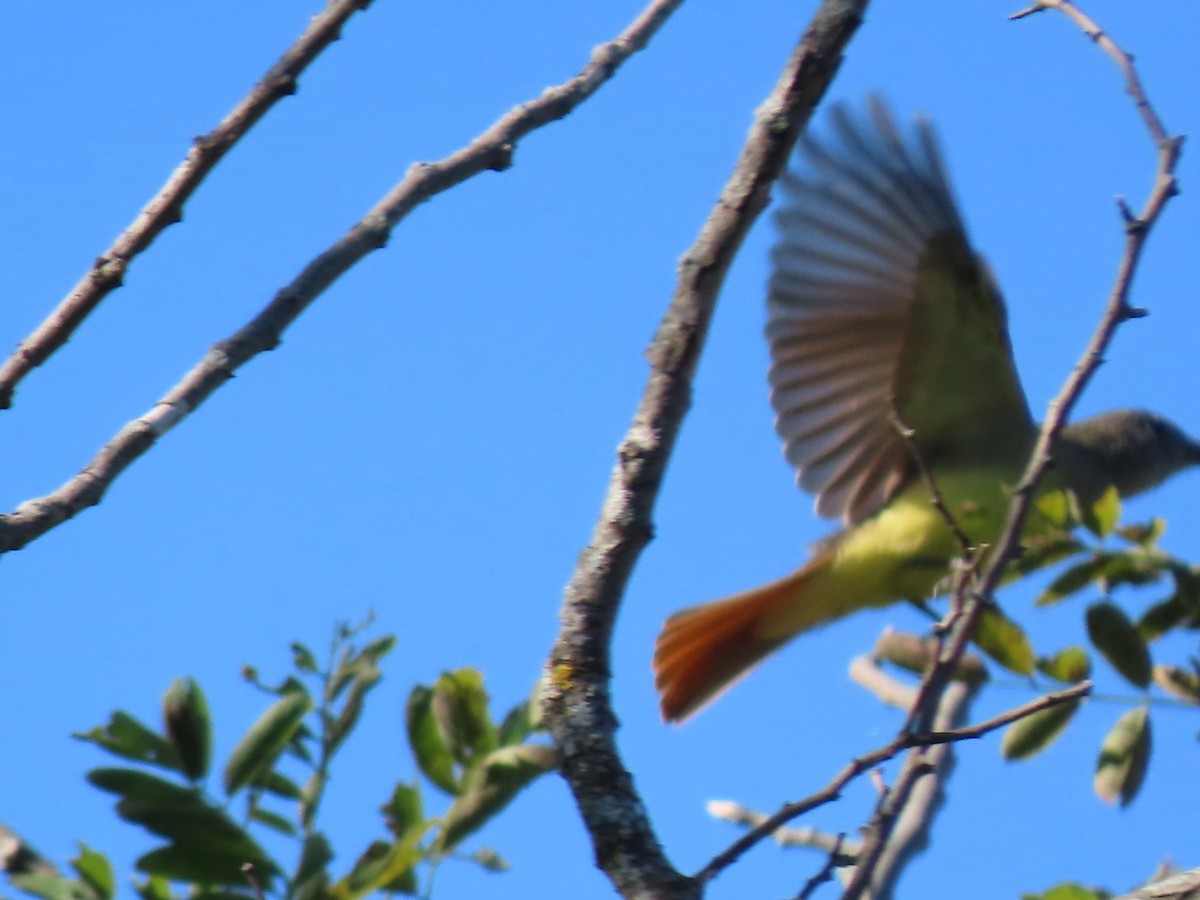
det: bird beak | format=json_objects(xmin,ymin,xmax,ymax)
[{"xmin": 1185, "ymin": 436, "xmax": 1200, "ymax": 466}]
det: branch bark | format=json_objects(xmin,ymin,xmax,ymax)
[
  {"xmin": 539, "ymin": 3, "xmax": 869, "ymax": 896},
  {"xmin": 0, "ymin": 0, "xmax": 686, "ymax": 555},
  {"xmin": 0, "ymin": 0, "xmax": 378, "ymax": 410}
]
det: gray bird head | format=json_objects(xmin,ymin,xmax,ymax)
[{"xmin": 1061, "ymin": 409, "xmax": 1200, "ymax": 499}]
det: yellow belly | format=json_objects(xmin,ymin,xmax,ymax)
[{"xmin": 828, "ymin": 465, "xmax": 1067, "ymax": 609}]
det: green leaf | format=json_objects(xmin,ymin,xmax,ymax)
[
  {"xmin": 497, "ymin": 701, "xmax": 537, "ymax": 746},
  {"xmin": 162, "ymin": 677, "xmax": 212, "ymax": 782},
  {"xmin": 1115, "ymin": 517, "xmax": 1165, "ymax": 547},
  {"xmin": 1033, "ymin": 490, "xmax": 1076, "ymax": 530},
  {"xmin": 1083, "ymin": 485, "xmax": 1121, "ymax": 538},
  {"xmin": 1139, "ymin": 563, "xmax": 1200, "ymax": 640},
  {"xmin": 285, "ymin": 723, "xmax": 316, "ymax": 766},
  {"xmin": 468, "ymin": 848, "xmax": 510, "ymax": 873},
  {"xmin": 386, "ymin": 867, "xmax": 419, "ymax": 896},
  {"xmin": 1012, "ymin": 533, "xmax": 1086, "ymax": 578},
  {"xmin": 292, "ymin": 833, "xmax": 334, "ymax": 900},
  {"xmin": 431, "ymin": 669, "xmax": 498, "ymax": 766},
  {"xmin": 6, "ymin": 872, "xmax": 93, "ymax": 900},
  {"xmin": 1138, "ymin": 595, "xmax": 1189, "ymax": 641},
  {"xmin": 1095, "ymin": 550, "xmax": 1167, "ymax": 592},
  {"xmin": 132, "ymin": 874, "xmax": 174, "ymax": 900},
  {"xmin": 1022, "ymin": 885, "xmax": 1106, "ymax": 900},
  {"xmin": 438, "ymin": 744, "xmax": 556, "ymax": 851},
  {"xmin": 258, "ymin": 770, "xmax": 303, "ymax": 800},
  {"xmin": 405, "ymin": 686, "xmax": 458, "ymax": 795},
  {"xmin": 1000, "ymin": 698, "xmax": 1082, "ymax": 761},
  {"xmin": 360, "ymin": 635, "xmax": 397, "ymax": 664},
  {"xmin": 93, "ymin": 772, "xmax": 272, "ymax": 864},
  {"xmin": 249, "ymin": 806, "xmax": 297, "ymax": 836},
  {"xmin": 89, "ymin": 770, "xmax": 275, "ymax": 885},
  {"xmin": 87, "ymin": 768, "xmax": 197, "ymax": 806},
  {"xmin": 1168, "ymin": 561, "xmax": 1200, "ymax": 610},
  {"xmin": 973, "ymin": 607, "xmax": 1035, "ymax": 676},
  {"xmin": 1086, "ymin": 602, "xmax": 1152, "ymax": 688},
  {"xmin": 291, "ymin": 642, "xmax": 319, "ymax": 674},
  {"xmin": 381, "ymin": 783, "xmax": 424, "ymax": 838},
  {"xmin": 1036, "ymin": 646, "xmax": 1092, "ymax": 684},
  {"xmin": 136, "ymin": 844, "xmax": 256, "ymax": 887},
  {"xmin": 1035, "ymin": 556, "xmax": 1109, "ymax": 607},
  {"xmin": 328, "ymin": 661, "xmax": 382, "ymax": 756},
  {"xmin": 223, "ymin": 690, "xmax": 313, "ymax": 795},
  {"xmin": 71, "ymin": 843, "xmax": 114, "ymax": 900},
  {"xmin": 74, "ymin": 712, "xmax": 181, "ymax": 774},
  {"xmin": 1094, "ymin": 706, "xmax": 1152, "ymax": 806},
  {"xmin": 331, "ymin": 823, "xmax": 433, "ymax": 900},
  {"xmin": 1152, "ymin": 664, "xmax": 1200, "ymax": 704}
]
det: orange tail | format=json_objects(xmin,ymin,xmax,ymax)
[{"xmin": 653, "ymin": 547, "xmax": 838, "ymax": 722}]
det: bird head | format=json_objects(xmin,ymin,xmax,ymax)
[{"xmin": 1061, "ymin": 409, "xmax": 1200, "ymax": 499}]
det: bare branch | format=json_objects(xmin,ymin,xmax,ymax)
[
  {"xmin": 856, "ymin": 674, "xmax": 975, "ymax": 899},
  {"xmin": 0, "ymin": 0, "xmax": 687, "ymax": 555},
  {"xmin": 1116, "ymin": 867, "xmax": 1200, "ymax": 900},
  {"xmin": 708, "ymin": 801, "xmax": 858, "ymax": 856},
  {"xmin": 842, "ymin": 5, "xmax": 1184, "ymax": 895},
  {"xmin": 1009, "ymin": 0, "xmax": 1172, "ymax": 148},
  {"xmin": 0, "ymin": 0, "xmax": 377, "ymax": 410},
  {"xmin": 538, "ymin": 1, "xmax": 870, "ymax": 895},
  {"xmin": 699, "ymin": 648, "xmax": 1071, "ymax": 886},
  {"xmin": 796, "ymin": 833, "xmax": 850, "ymax": 899},
  {"xmin": 704, "ymin": 659, "xmax": 1087, "ymax": 893},
  {"xmin": 915, "ymin": 681, "xmax": 1091, "ymax": 745}
]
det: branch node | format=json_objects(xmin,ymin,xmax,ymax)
[
  {"xmin": 1116, "ymin": 195, "xmax": 1136, "ymax": 224},
  {"xmin": 1008, "ymin": 3, "xmax": 1047, "ymax": 21}
]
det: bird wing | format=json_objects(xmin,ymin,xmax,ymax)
[{"xmin": 766, "ymin": 98, "xmax": 1035, "ymax": 525}]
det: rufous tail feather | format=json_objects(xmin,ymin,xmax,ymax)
[{"xmin": 653, "ymin": 546, "xmax": 841, "ymax": 722}]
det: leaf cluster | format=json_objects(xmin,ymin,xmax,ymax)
[
  {"xmin": 979, "ymin": 494, "xmax": 1200, "ymax": 806},
  {"xmin": 1, "ymin": 622, "xmax": 553, "ymax": 899}
]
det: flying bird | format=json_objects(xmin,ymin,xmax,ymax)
[{"xmin": 653, "ymin": 99, "xmax": 1200, "ymax": 723}]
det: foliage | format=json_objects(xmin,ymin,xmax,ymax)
[
  {"xmin": 966, "ymin": 494, "xmax": 1200, "ymax": 807},
  {"xmin": 0, "ymin": 620, "xmax": 553, "ymax": 899},
  {"xmin": 1021, "ymin": 884, "xmax": 1112, "ymax": 900}
]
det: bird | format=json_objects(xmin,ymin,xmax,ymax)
[{"xmin": 652, "ymin": 98, "xmax": 1200, "ymax": 724}]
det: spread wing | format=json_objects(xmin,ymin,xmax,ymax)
[{"xmin": 766, "ymin": 98, "xmax": 1034, "ymax": 525}]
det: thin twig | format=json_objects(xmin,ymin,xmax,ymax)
[
  {"xmin": 0, "ymin": 0, "xmax": 686, "ymax": 556},
  {"xmin": 707, "ymin": 800, "xmax": 861, "ymax": 855},
  {"xmin": 1009, "ymin": 1, "xmax": 1172, "ymax": 148},
  {"xmin": 890, "ymin": 413, "xmax": 974, "ymax": 557},
  {"xmin": 693, "ymin": 674, "xmax": 1081, "ymax": 884},
  {"xmin": 858, "ymin": 675, "xmax": 972, "ymax": 898},
  {"xmin": 538, "ymin": 1, "xmax": 870, "ymax": 896},
  {"xmin": 841, "ymin": 5, "xmax": 1184, "ymax": 896},
  {"xmin": 913, "ymin": 681, "xmax": 1090, "ymax": 745},
  {"xmin": 0, "ymin": 0, "xmax": 376, "ymax": 410},
  {"xmin": 796, "ymin": 833, "xmax": 849, "ymax": 899},
  {"xmin": 1115, "ymin": 867, "xmax": 1200, "ymax": 900}
]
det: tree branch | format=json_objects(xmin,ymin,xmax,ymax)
[
  {"xmin": 849, "ymin": 665, "xmax": 978, "ymax": 900},
  {"xmin": 0, "ymin": 0, "xmax": 687, "ymax": 555},
  {"xmin": 695, "ymin": 652, "xmax": 1083, "ymax": 886},
  {"xmin": 0, "ymin": 0, "xmax": 377, "ymax": 410},
  {"xmin": 841, "ymin": 5, "xmax": 1184, "ymax": 896},
  {"xmin": 538, "ymin": 1, "xmax": 869, "ymax": 896}
]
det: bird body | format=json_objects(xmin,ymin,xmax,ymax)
[
  {"xmin": 656, "ymin": 457, "xmax": 1065, "ymax": 722},
  {"xmin": 653, "ymin": 100, "xmax": 1200, "ymax": 723}
]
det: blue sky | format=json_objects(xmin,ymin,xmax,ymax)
[{"xmin": 3, "ymin": 2, "xmax": 1199, "ymax": 898}]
